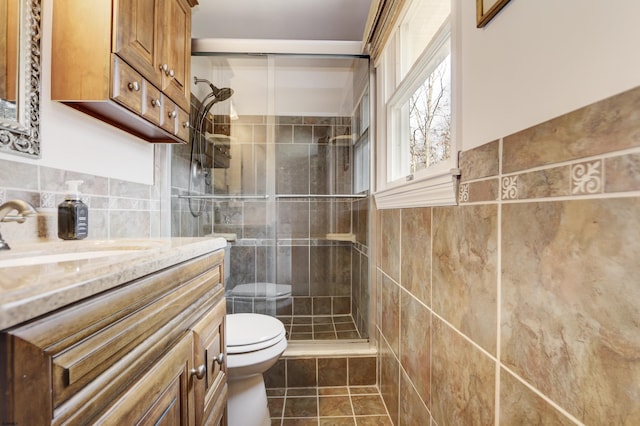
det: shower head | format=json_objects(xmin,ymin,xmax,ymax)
[{"xmin": 193, "ymin": 77, "xmax": 234, "ymax": 102}]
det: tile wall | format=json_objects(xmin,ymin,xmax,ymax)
[
  {"xmin": 0, "ymin": 147, "xmax": 168, "ymax": 244},
  {"xmin": 375, "ymin": 86, "xmax": 640, "ymax": 424}
]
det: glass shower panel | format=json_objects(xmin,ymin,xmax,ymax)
[{"xmin": 192, "ymin": 53, "xmax": 370, "ymax": 341}]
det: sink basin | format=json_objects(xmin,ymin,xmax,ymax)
[{"xmin": 0, "ymin": 250, "xmax": 141, "ymax": 268}]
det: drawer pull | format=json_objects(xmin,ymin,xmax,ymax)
[
  {"xmin": 167, "ymin": 68, "xmax": 175, "ymax": 78},
  {"xmin": 127, "ymin": 81, "xmax": 140, "ymax": 92},
  {"xmin": 191, "ymin": 364, "xmax": 206, "ymax": 380},
  {"xmin": 160, "ymin": 63, "xmax": 168, "ymax": 72},
  {"xmin": 213, "ymin": 353, "xmax": 225, "ymax": 366},
  {"xmin": 182, "ymin": 121, "xmax": 190, "ymax": 129},
  {"xmin": 151, "ymin": 98, "xmax": 161, "ymax": 108},
  {"xmin": 168, "ymin": 111, "xmax": 177, "ymax": 119}
]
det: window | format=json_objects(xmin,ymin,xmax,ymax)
[{"xmin": 374, "ymin": 0, "xmax": 458, "ymax": 209}]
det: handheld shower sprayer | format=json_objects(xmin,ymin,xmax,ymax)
[{"xmin": 188, "ymin": 77, "xmax": 235, "ymax": 217}]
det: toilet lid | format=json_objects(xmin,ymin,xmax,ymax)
[{"xmin": 226, "ymin": 313, "xmax": 286, "ymax": 354}]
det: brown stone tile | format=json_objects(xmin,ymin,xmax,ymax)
[
  {"xmin": 380, "ymin": 209, "xmax": 401, "ymax": 281},
  {"xmin": 313, "ymin": 297, "xmax": 332, "ymax": 315},
  {"xmin": 268, "ymin": 397, "xmax": 285, "ymax": 418},
  {"xmin": 501, "ymin": 198, "xmax": 640, "ymax": 424},
  {"xmin": 349, "ymin": 386, "xmax": 379, "ymax": 395},
  {"xmin": 293, "ymin": 298, "xmax": 312, "ymax": 316},
  {"xmin": 332, "ymin": 297, "xmax": 351, "ymax": 315},
  {"xmin": 277, "ymin": 200, "xmax": 310, "ymax": 238},
  {"xmin": 459, "ymin": 140, "xmax": 500, "ymax": 181},
  {"xmin": 265, "ymin": 360, "xmax": 286, "ymax": 388},
  {"xmin": 432, "ymin": 205, "xmax": 498, "ymax": 355},
  {"xmin": 268, "ymin": 388, "xmax": 287, "ymax": 397},
  {"xmin": 314, "ymin": 324, "xmax": 334, "ymax": 333},
  {"xmin": 288, "ymin": 388, "xmax": 318, "ymax": 397},
  {"xmin": 400, "ymin": 207, "xmax": 431, "ymax": 306},
  {"xmin": 431, "ymin": 319, "xmax": 495, "ymax": 425},
  {"xmin": 380, "ymin": 274, "xmax": 400, "ymax": 357},
  {"xmin": 319, "ymin": 396, "xmax": 354, "ymax": 416},
  {"xmin": 271, "ymin": 419, "xmax": 281, "ymax": 426},
  {"xmin": 459, "ymin": 178, "xmax": 499, "ymax": 203},
  {"xmin": 320, "ymin": 417, "xmax": 355, "ymax": 426},
  {"xmin": 318, "ymin": 358, "xmax": 347, "ymax": 387},
  {"xmin": 284, "ymin": 396, "xmax": 318, "ymax": 417},
  {"xmin": 354, "ymin": 416, "xmax": 393, "ymax": 426},
  {"xmin": 351, "ymin": 394, "xmax": 387, "ymax": 416},
  {"xmin": 400, "ymin": 370, "xmax": 431, "ymax": 425},
  {"xmin": 379, "ymin": 339, "xmax": 399, "ymax": 425},
  {"xmin": 319, "ymin": 386, "xmax": 349, "ymax": 396},
  {"xmin": 287, "ymin": 359, "xmax": 317, "ymax": 388},
  {"xmin": 335, "ymin": 322, "xmax": 356, "ymax": 331},
  {"xmin": 349, "ymin": 357, "xmax": 376, "ymax": 386},
  {"xmin": 503, "ymin": 86, "xmax": 640, "ymax": 173},
  {"xmin": 293, "ymin": 316, "xmax": 313, "ymax": 325},
  {"xmin": 605, "ymin": 152, "xmax": 640, "ymax": 192},
  {"xmin": 282, "ymin": 418, "xmax": 318, "ymax": 426},
  {"xmin": 400, "ymin": 291, "xmax": 430, "ymax": 405},
  {"xmin": 500, "ymin": 369, "xmax": 576, "ymax": 425},
  {"xmin": 514, "ymin": 166, "xmax": 571, "ymax": 199}
]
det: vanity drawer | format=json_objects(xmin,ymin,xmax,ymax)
[
  {"xmin": 112, "ymin": 55, "xmax": 143, "ymax": 114},
  {"xmin": 176, "ymin": 106, "xmax": 190, "ymax": 142},
  {"xmin": 161, "ymin": 96, "xmax": 178, "ymax": 134},
  {"xmin": 141, "ymin": 83, "xmax": 163, "ymax": 126}
]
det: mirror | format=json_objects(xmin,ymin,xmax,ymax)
[{"xmin": 0, "ymin": 0, "xmax": 40, "ymax": 158}]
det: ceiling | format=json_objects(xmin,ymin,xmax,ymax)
[{"xmin": 191, "ymin": 0, "xmax": 374, "ymax": 42}]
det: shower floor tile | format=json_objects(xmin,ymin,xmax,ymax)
[
  {"xmin": 267, "ymin": 386, "xmax": 393, "ymax": 426},
  {"xmin": 278, "ymin": 314, "xmax": 363, "ymax": 341}
]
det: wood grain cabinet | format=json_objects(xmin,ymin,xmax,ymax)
[
  {"xmin": 0, "ymin": 249, "xmax": 227, "ymax": 425},
  {"xmin": 51, "ymin": 0, "xmax": 198, "ymax": 144}
]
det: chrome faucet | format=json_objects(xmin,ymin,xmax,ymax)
[{"xmin": 0, "ymin": 199, "xmax": 38, "ymax": 250}]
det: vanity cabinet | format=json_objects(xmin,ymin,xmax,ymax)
[
  {"xmin": 51, "ymin": 0, "xmax": 198, "ymax": 144},
  {"xmin": 0, "ymin": 249, "xmax": 227, "ymax": 425}
]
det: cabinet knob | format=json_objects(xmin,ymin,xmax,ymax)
[
  {"xmin": 190, "ymin": 364, "xmax": 206, "ymax": 380},
  {"xmin": 166, "ymin": 68, "xmax": 175, "ymax": 78},
  {"xmin": 127, "ymin": 81, "xmax": 140, "ymax": 92},
  {"xmin": 160, "ymin": 63, "xmax": 168, "ymax": 72},
  {"xmin": 151, "ymin": 98, "xmax": 161, "ymax": 107},
  {"xmin": 182, "ymin": 122, "xmax": 190, "ymax": 129},
  {"xmin": 213, "ymin": 353, "xmax": 225, "ymax": 366},
  {"xmin": 168, "ymin": 110, "xmax": 177, "ymax": 119}
]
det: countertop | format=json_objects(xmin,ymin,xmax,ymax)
[{"xmin": 0, "ymin": 237, "xmax": 227, "ymax": 330}]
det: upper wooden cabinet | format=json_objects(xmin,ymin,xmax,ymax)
[{"xmin": 51, "ymin": 0, "xmax": 198, "ymax": 144}]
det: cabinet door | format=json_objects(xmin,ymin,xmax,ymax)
[
  {"xmin": 160, "ymin": 0, "xmax": 191, "ymax": 111},
  {"xmin": 94, "ymin": 333, "xmax": 196, "ymax": 425},
  {"xmin": 192, "ymin": 298, "xmax": 227, "ymax": 425},
  {"xmin": 114, "ymin": 0, "xmax": 163, "ymax": 88}
]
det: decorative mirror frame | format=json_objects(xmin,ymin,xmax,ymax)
[{"xmin": 0, "ymin": 0, "xmax": 41, "ymax": 158}]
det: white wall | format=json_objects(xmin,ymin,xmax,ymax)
[
  {"xmin": 460, "ymin": 0, "xmax": 640, "ymax": 150},
  {"xmin": 0, "ymin": 0, "xmax": 155, "ymax": 185}
]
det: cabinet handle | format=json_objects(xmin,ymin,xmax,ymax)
[
  {"xmin": 168, "ymin": 111, "xmax": 177, "ymax": 119},
  {"xmin": 151, "ymin": 99, "xmax": 161, "ymax": 108},
  {"xmin": 166, "ymin": 68, "xmax": 175, "ymax": 78},
  {"xmin": 190, "ymin": 364, "xmax": 206, "ymax": 380},
  {"xmin": 182, "ymin": 122, "xmax": 190, "ymax": 129},
  {"xmin": 127, "ymin": 81, "xmax": 140, "ymax": 92},
  {"xmin": 160, "ymin": 63, "xmax": 168, "ymax": 73},
  {"xmin": 213, "ymin": 353, "xmax": 225, "ymax": 366}
]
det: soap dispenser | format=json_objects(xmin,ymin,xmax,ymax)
[{"xmin": 58, "ymin": 180, "xmax": 89, "ymax": 240}]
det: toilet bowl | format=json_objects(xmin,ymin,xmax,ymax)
[{"xmin": 226, "ymin": 313, "xmax": 287, "ymax": 426}]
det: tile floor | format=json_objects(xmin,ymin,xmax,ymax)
[
  {"xmin": 278, "ymin": 315, "xmax": 364, "ymax": 341},
  {"xmin": 267, "ymin": 385, "xmax": 393, "ymax": 425}
]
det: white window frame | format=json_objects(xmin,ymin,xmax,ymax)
[{"xmin": 374, "ymin": 4, "xmax": 460, "ymax": 209}]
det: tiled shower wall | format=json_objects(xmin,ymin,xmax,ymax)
[
  {"xmin": 171, "ymin": 114, "xmax": 370, "ymax": 339},
  {"xmin": 0, "ymin": 147, "xmax": 168, "ymax": 243},
  {"xmin": 376, "ymin": 86, "xmax": 640, "ymax": 425}
]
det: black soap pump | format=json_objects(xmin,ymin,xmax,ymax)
[{"xmin": 58, "ymin": 180, "xmax": 89, "ymax": 240}]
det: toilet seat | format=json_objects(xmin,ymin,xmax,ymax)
[{"xmin": 226, "ymin": 313, "xmax": 286, "ymax": 354}]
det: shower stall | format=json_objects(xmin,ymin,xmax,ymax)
[{"xmin": 171, "ymin": 53, "xmax": 371, "ymax": 343}]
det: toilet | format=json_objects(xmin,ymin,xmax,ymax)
[{"xmin": 226, "ymin": 313, "xmax": 287, "ymax": 426}]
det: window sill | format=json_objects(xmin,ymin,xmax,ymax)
[{"xmin": 374, "ymin": 168, "xmax": 460, "ymax": 209}]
